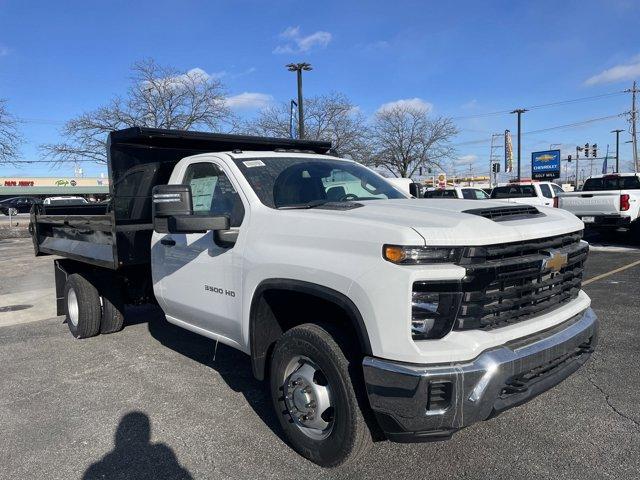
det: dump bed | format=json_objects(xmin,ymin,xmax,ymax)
[{"xmin": 30, "ymin": 127, "xmax": 331, "ymax": 269}]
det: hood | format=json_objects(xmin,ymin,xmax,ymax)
[{"xmin": 308, "ymin": 199, "xmax": 583, "ymax": 246}]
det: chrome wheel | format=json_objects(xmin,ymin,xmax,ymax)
[
  {"xmin": 282, "ymin": 356, "xmax": 334, "ymax": 440},
  {"xmin": 67, "ymin": 288, "xmax": 79, "ymax": 327}
]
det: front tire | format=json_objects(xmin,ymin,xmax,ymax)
[
  {"xmin": 269, "ymin": 323, "xmax": 372, "ymax": 467},
  {"xmin": 64, "ymin": 273, "xmax": 101, "ymax": 339}
]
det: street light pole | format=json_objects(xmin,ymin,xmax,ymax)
[
  {"xmin": 286, "ymin": 63, "xmax": 312, "ymax": 139},
  {"xmin": 611, "ymin": 129, "xmax": 623, "ymax": 173},
  {"xmin": 511, "ymin": 108, "xmax": 528, "ymax": 181}
]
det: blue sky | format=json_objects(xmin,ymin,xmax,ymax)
[{"xmin": 1, "ymin": 0, "xmax": 639, "ymax": 179}]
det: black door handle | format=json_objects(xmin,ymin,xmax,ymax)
[{"xmin": 160, "ymin": 238, "xmax": 176, "ymax": 246}]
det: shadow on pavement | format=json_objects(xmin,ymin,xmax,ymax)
[
  {"xmin": 83, "ymin": 411, "xmax": 192, "ymax": 480},
  {"xmin": 583, "ymin": 227, "xmax": 640, "ymax": 249},
  {"xmin": 144, "ymin": 309, "xmax": 286, "ymax": 443}
]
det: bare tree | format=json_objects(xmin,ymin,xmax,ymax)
[
  {"xmin": 42, "ymin": 59, "xmax": 233, "ymax": 164},
  {"xmin": 368, "ymin": 104, "xmax": 458, "ymax": 178},
  {"xmin": 245, "ymin": 92, "xmax": 370, "ymax": 159},
  {"xmin": 0, "ymin": 99, "xmax": 23, "ymax": 165}
]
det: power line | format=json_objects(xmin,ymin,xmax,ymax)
[
  {"xmin": 453, "ymin": 113, "xmax": 626, "ymax": 147},
  {"xmin": 451, "ymin": 90, "xmax": 627, "ymax": 120},
  {"xmin": 524, "ymin": 113, "xmax": 625, "ymax": 135}
]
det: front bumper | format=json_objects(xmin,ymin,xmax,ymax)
[{"xmin": 363, "ymin": 308, "xmax": 598, "ymax": 442}]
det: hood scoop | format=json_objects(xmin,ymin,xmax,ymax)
[{"xmin": 463, "ymin": 205, "xmax": 544, "ymax": 222}]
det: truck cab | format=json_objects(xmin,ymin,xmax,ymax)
[
  {"xmin": 490, "ymin": 181, "xmax": 564, "ymax": 207},
  {"xmin": 30, "ymin": 128, "xmax": 598, "ymax": 468},
  {"xmin": 424, "ymin": 186, "xmax": 490, "ymax": 199}
]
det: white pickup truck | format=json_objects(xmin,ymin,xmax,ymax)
[
  {"xmin": 30, "ymin": 128, "xmax": 598, "ymax": 468},
  {"xmin": 558, "ymin": 173, "xmax": 640, "ymax": 230},
  {"xmin": 490, "ymin": 182, "xmax": 564, "ymax": 207},
  {"xmin": 424, "ymin": 186, "xmax": 490, "ymax": 199}
]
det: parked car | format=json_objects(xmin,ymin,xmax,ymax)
[
  {"xmin": 558, "ymin": 173, "xmax": 640, "ymax": 230},
  {"xmin": 31, "ymin": 127, "xmax": 597, "ymax": 467},
  {"xmin": 490, "ymin": 181, "xmax": 564, "ymax": 207},
  {"xmin": 42, "ymin": 196, "xmax": 88, "ymax": 206},
  {"xmin": 0, "ymin": 196, "xmax": 38, "ymax": 215},
  {"xmin": 424, "ymin": 186, "xmax": 490, "ymax": 199}
]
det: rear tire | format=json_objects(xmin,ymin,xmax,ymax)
[
  {"xmin": 64, "ymin": 273, "xmax": 101, "ymax": 339},
  {"xmin": 100, "ymin": 283, "xmax": 125, "ymax": 334},
  {"xmin": 269, "ymin": 323, "xmax": 373, "ymax": 468}
]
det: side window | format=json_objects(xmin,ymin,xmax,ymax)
[
  {"xmin": 539, "ymin": 184, "xmax": 553, "ymax": 199},
  {"xmin": 551, "ymin": 184, "xmax": 564, "ymax": 196},
  {"xmin": 461, "ymin": 189, "xmax": 476, "ymax": 200},
  {"xmin": 183, "ymin": 162, "xmax": 245, "ymax": 228}
]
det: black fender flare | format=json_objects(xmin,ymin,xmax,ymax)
[{"xmin": 249, "ymin": 278, "xmax": 372, "ymax": 380}]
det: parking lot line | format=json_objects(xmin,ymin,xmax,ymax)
[{"xmin": 583, "ymin": 259, "xmax": 640, "ymax": 286}]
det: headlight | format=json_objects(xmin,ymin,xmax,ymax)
[
  {"xmin": 383, "ymin": 245, "xmax": 463, "ymax": 264},
  {"xmin": 411, "ymin": 288, "xmax": 462, "ymax": 340}
]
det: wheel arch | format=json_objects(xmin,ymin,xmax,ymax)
[{"xmin": 249, "ymin": 279, "xmax": 372, "ymax": 381}]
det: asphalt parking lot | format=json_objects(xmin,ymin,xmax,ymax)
[{"xmin": 1, "ymin": 233, "xmax": 639, "ymax": 480}]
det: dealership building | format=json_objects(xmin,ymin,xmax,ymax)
[{"xmin": 0, "ymin": 176, "xmax": 110, "ymax": 201}]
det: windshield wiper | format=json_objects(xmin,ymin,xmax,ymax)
[{"xmin": 277, "ymin": 200, "xmax": 332, "ymax": 210}]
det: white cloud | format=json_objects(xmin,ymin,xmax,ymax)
[
  {"xmin": 273, "ymin": 26, "xmax": 332, "ymax": 54},
  {"xmin": 584, "ymin": 54, "xmax": 640, "ymax": 86},
  {"xmin": 226, "ymin": 92, "xmax": 273, "ymax": 110},
  {"xmin": 377, "ymin": 98, "xmax": 433, "ymax": 113}
]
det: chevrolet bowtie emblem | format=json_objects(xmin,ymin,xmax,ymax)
[{"xmin": 542, "ymin": 250, "xmax": 568, "ymax": 272}]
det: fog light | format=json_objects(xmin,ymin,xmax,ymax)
[{"xmin": 411, "ymin": 290, "xmax": 461, "ymax": 340}]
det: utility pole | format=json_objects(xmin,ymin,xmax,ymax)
[
  {"xmin": 511, "ymin": 108, "xmax": 528, "ymax": 181},
  {"xmin": 488, "ymin": 133, "xmax": 503, "ymax": 187},
  {"xmin": 286, "ymin": 63, "xmax": 312, "ymax": 139},
  {"xmin": 575, "ymin": 145, "xmax": 583, "ymax": 188},
  {"xmin": 611, "ymin": 129, "xmax": 623, "ymax": 173},
  {"xmin": 289, "ymin": 100, "xmax": 298, "ymax": 138},
  {"xmin": 629, "ymin": 81, "xmax": 638, "ymax": 171}
]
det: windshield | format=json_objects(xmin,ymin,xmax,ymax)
[
  {"xmin": 234, "ymin": 157, "xmax": 408, "ymax": 208},
  {"xmin": 582, "ymin": 176, "xmax": 640, "ymax": 191}
]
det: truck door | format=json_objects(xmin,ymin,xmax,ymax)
[
  {"xmin": 151, "ymin": 159, "xmax": 247, "ymax": 345},
  {"xmin": 539, "ymin": 184, "xmax": 554, "ymax": 207}
]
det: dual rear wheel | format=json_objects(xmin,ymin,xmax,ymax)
[{"xmin": 64, "ymin": 273, "xmax": 125, "ymax": 338}]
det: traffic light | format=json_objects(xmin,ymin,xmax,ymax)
[
  {"xmin": 492, "ymin": 163, "xmax": 500, "ymax": 173},
  {"xmin": 584, "ymin": 143, "xmax": 589, "ymax": 155},
  {"xmin": 592, "ymin": 144, "xmax": 597, "ymax": 157},
  {"xmin": 568, "ymin": 154, "xmax": 572, "ymax": 162}
]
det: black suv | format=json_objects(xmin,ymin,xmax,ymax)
[{"xmin": 0, "ymin": 197, "xmax": 39, "ymax": 215}]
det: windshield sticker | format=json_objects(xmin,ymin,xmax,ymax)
[{"xmin": 243, "ymin": 160, "xmax": 265, "ymax": 168}]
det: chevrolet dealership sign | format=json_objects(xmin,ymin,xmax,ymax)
[{"xmin": 531, "ymin": 150, "xmax": 561, "ymax": 180}]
